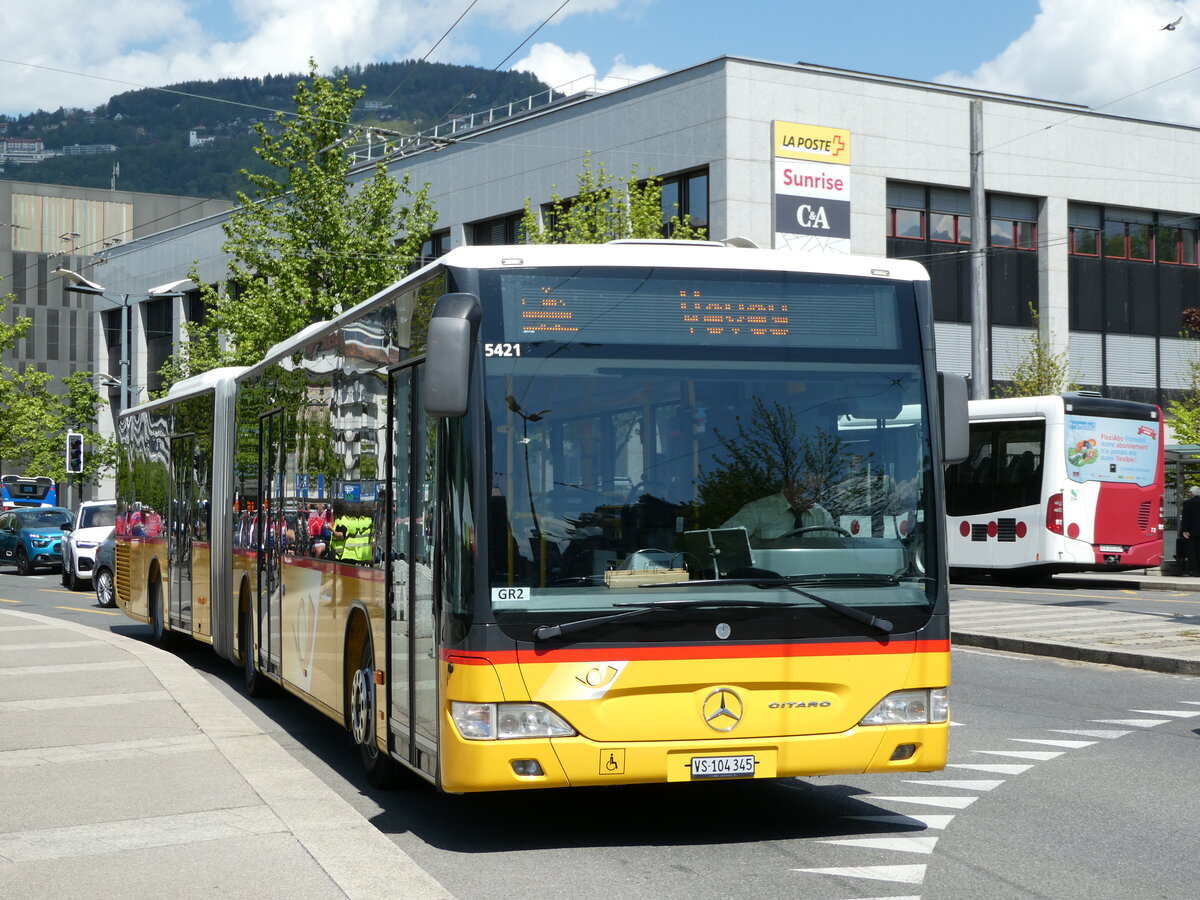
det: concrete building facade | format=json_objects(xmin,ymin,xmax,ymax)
[
  {"xmin": 86, "ymin": 56, "xmax": 1200, "ymax": 420},
  {"xmin": 0, "ymin": 179, "xmax": 228, "ymax": 492}
]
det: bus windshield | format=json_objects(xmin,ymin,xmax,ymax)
[{"xmin": 479, "ymin": 266, "xmax": 936, "ymax": 638}]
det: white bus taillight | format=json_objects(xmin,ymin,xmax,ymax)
[{"xmin": 1047, "ymin": 492, "xmax": 1064, "ymax": 535}]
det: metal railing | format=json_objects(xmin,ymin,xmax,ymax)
[{"xmin": 348, "ymin": 73, "xmax": 638, "ymax": 163}]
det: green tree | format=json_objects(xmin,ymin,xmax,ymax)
[
  {"xmin": 0, "ymin": 292, "xmax": 111, "ymax": 482},
  {"xmin": 33, "ymin": 372, "xmax": 116, "ymax": 486},
  {"xmin": 0, "ymin": 293, "xmax": 56, "ymax": 477},
  {"xmin": 995, "ymin": 303, "xmax": 1078, "ymax": 398},
  {"xmin": 164, "ymin": 60, "xmax": 437, "ymax": 384},
  {"xmin": 521, "ymin": 151, "xmax": 706, "ymax": 244}
]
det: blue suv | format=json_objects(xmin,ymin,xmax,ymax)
[{"xmin": 0, "ymin": 507, "xmax": 72, "ymax": 575}]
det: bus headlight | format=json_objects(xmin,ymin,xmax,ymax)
[
  {"xmin": 860, "ymin": 688, "xmax": 948, "ymax": 725},
  {"xmin": 451, "ymin": 701, "xmax": 576, "ymax": 740}
]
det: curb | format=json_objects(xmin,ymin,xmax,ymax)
[{"xmin": 952, "ymin": 630, "xmax": 1200, "ymax": 676}]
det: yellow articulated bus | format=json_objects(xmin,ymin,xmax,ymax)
[{"xmin": 115, "ymin": 241, "xmax": 968, "ymax": 792}]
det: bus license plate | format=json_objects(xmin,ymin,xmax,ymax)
[
  {"xmin": 691, "ymin": 754, "xmax": 755, "ymax": 778},
  {"xmin": 1098, "ymin": 545, "xmax": 1123, "ymax": 553}
]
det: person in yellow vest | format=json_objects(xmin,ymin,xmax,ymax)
[{"xmin": 334, "ymin": 510, "xmax": 374, "ymax": 564}]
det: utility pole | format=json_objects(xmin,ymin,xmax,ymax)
[{"xmin": 970, "ymin": 99, "xmax": 989, "ymax": 400}]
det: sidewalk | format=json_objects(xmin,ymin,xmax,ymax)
[
  {"xmin": 0, "ymin": 608, "xmax": 452, "ymax": 900},
  {"xmin": 952, "ymin": 569, "xmax": 1200, "ymax": 676}
]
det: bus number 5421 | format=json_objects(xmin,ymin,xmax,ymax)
[{"xmin": 485, "ymin": 343, "xmax": 521, "ymax": 357}]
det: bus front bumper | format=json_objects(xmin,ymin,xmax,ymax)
[{"xmin": 438, "ymin": 721, "xmax": 949, "ymax": 793}]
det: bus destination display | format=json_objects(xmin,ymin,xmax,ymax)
[{"xmin": 497, "ymin": 271, "xmax": 900, "ymax": 349}]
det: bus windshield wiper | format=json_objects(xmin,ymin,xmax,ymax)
[
  {"xmin": 531, "ymin": 597, "xmax": 798, "ymax": 642},
  {"xmin": 638, "ymin": 573, "xmax": 897, "ymax": 634}
]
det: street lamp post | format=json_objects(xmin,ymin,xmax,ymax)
[
  {"xmin": 53, "ymin": 268, "xmax": 185, "ymax": 413},
  {"xmin": 53, "ymin": 267, "xmax": 132, "ymax": 411}
]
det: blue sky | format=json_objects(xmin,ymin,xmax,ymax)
[{"xmin": 2, "ymin": 0, "xmax": 1199, "ymax": 125}]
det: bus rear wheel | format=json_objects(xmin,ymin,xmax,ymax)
[
  {"xmin": 241, "ymin": 605, "xmax": 271, "ymax": 697},
  {"xmin": 348, "ymin": 634, "xmax": 403, "ymax": 788}
]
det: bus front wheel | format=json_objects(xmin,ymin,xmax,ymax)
[{"xmin": 348, "ymin": 632, "xmax": 402, "ymax": 788}]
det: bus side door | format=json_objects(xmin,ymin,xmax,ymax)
[{"xmin": 388, "ymin": 362, "xmax": 438, "ymax": 777}]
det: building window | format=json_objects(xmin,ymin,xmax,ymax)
[
  {"xmin": 989, "ymin": 218, "xmax": 1037, "ymax": 251},
  {"xmin": 1103, "ymin": 212, "xmax": 1156, "ymax": 261},
  {"xmin": 1157, "ymin": 222, "xmax": 1198, "ymax": 266},
  {"xmin": 930, "ymin": 212, "xmax": 971, "ymax": 243},
  {"xmin": 1070, "ymin": 226, "xmax": 1100, "ymax": 256},
  {"xmin": 420, "ymin": 230, "xmax": 450, "ymax": 262},
  {"xmin": 46, "ymin": 309, "xmax": 59, "ymax": 361},
  {"xmin": 1129, "ymin": 222, "xmax": 1153, "ymax": 260},
  {"xmin": 471, "ymin": 214, "xmax": 524, "ymax": 245},
  {"xmin": 659, "ymin": 169, "xmax": 709, "ymax": 236},
  {"xmin": 889, "ymin": 207, "xmax": 924, "ymax": 239}
]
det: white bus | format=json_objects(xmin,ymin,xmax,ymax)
[{"xmin": 945, "ymin": 392, "xmax": 1164, "ymax": 580}]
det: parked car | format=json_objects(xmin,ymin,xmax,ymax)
[
  {"xmin": 60, "ymin": 500, "xmax": 116, "ymax": 590},
  {"xmin": 92, "ymin": 531, "xmax": 117, "ymax": 608},
  {"xmin": 0, "ymin": 507, "xmax": 73, "ymax": 575}
]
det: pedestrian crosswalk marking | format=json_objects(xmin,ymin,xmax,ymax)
[
  {"xmin": 1091, "ymin": 718, "xmax": 1169, "ymax": 727},
  {"xmin": 949, "ymin": 762, "xmax": 1032, "ymax": 774},
  {"xmin": 1129, "ymin": 708, "xmax": 1200, "ymax": 718},
  {"xmin": 1011, "ymin": 738, "xmax": 1096, "ymax": 749},
  {"xmin": 792, "ymin": 864, "xmax": 927, "ymax": 884},
  {"xmin": 974, "ymin": 749, "xmax": 1063, "ymax": 761},
  {"xmin": 1050, "ymin": 729, "xmax": 1130, "ymax": 739},
  {"xmin": 848, "ymin": 813, "xmax": 955, "ymax": 830},
  {"xmin": 818, "ymin": 836, "xmax": 938, "ymax": 854},
  {"xmin": 903, "ymin": 778, "xmax": 1003, "ymax": 791},
  {"xmin": 870, "ymin": 795, "xmax": 978, "ymax": 809}
]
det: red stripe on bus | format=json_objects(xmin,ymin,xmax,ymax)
[{"xmin": 445, "ymin": 639, "xmax": 949, "ymax": 666}]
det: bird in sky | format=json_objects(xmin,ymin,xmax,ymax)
[{"xmin": 1162, "ymin": 15, "xmax": 1183, "ymax": 30}]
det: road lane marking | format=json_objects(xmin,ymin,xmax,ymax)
[
  {"xmin": 0, "ymin": 598, "xmax": 21, "ymax": 603},
  {"xmin": 55, "ymin": 606, "xmax": 119, "ymax": 616}
]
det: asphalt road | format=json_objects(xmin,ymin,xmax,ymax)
[{"xmin": 3, "ymin": 568, "xmax": 1198, "ymax": 898}]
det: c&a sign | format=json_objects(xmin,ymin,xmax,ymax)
[{"xmin": 773, "ymin": 121, "xmax": 852, "ymax": 253}]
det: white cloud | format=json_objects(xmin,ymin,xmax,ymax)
[
  {"xmin": 511, "ymin": 42, "xmax": 666, "ymax": 95},
  {"xmin": 599, "ymin": 55, "xmax": 668, "ymax": 91},
  {"xmin": 0, "ymin": 0, "xmax": 638, "ymax": 116},
  {"xmin": 937, "ymin": 0, "xmax": 1200, "ymax": 125}
]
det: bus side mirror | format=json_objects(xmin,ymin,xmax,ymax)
[
  {"xmin": 938, "ymin": 372, "xmax": 969, "ymax": 464},
  {"xmin": 424, "ymin": 292, "xmax": 481, "ymax": 418}
]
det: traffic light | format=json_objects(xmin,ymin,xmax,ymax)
[{"xmin": 66, "ymin": 432, "xmax": 84, "ymax": 475}]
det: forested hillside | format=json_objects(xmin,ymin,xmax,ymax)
[{"xmin": 0, "ymin": 61, "xmax": 550, "ymax": 199}]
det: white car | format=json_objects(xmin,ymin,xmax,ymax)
[{"xmin": 61, "ymin": 500, "xmax": 116, "ymax": 591}]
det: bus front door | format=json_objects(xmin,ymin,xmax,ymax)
[{"xmin": 388, "ymin": 363, "xmax": 438, "ymax": 779}]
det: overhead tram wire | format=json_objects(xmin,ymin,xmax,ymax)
[
  {"xmin": 375, "ymin": 0, "xmax": 483, "ymax": 111},
  {"xmin": 429, "ymin": 0, "xmax": 574, "ymax": 131},
  {"xmin": 982, "ymin": 61, "xmax": 1200, "ymax": 155}
]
